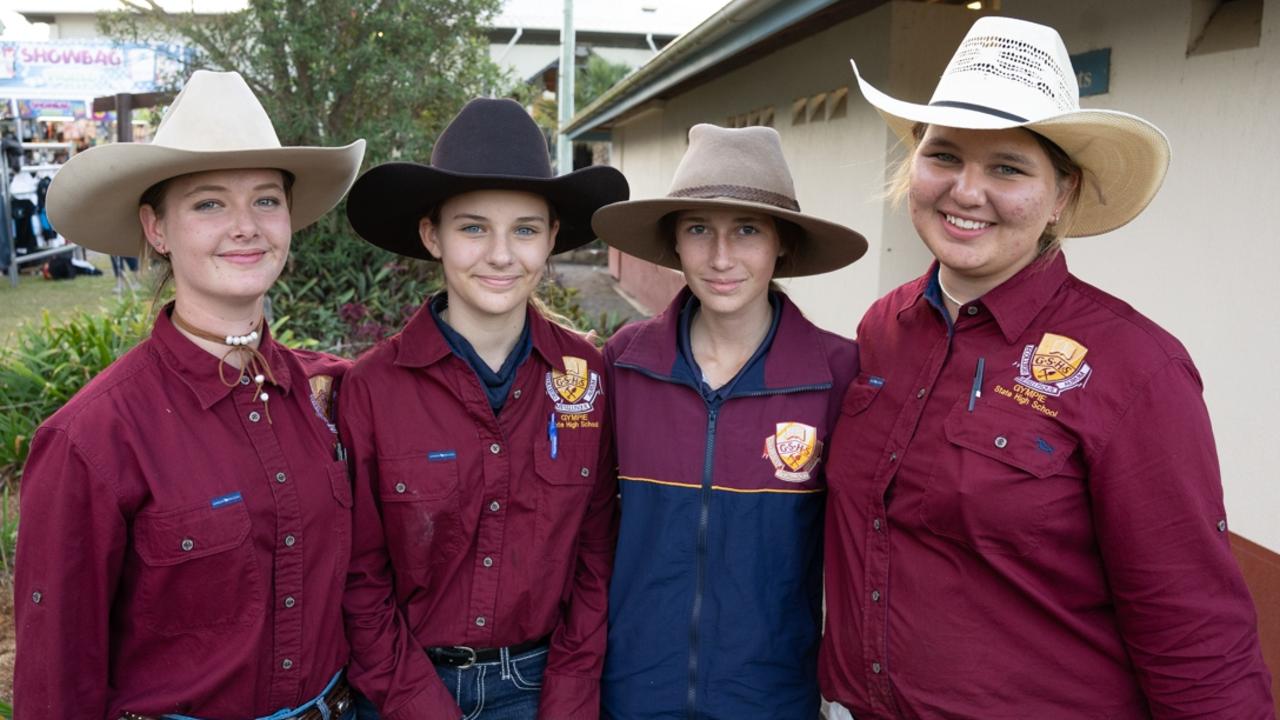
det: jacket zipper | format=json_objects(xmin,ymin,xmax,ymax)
[
  {"xmin": 686, "ymin": 403, "xmax": 718, "ymax": 719},
  {"xmin": 614, "ymin": 361, "xmax": 833, "ymax": 718}
]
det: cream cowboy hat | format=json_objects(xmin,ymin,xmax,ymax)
[
  {"xmin": 47, "ymin": 70, "xmax": 366, "ymax": 256},
  {"xmin": 851, "ymin": 16, "xmax": 1170, "ymax": 237},
  {"xmin": 591, "ymin": 124, "xmax": 867, "ymax": 277}
]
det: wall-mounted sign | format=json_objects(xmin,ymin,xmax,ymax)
[
  {"xmin": 0, "ymin": 41, "xmax": 188, "ymax": 95},
  {"xmin": 16, "ymin": 98, "xmax": 89, "ymax": 119},
  {"xmin": 1070, "ymin": 48, "xmax": 1111, "ymax": 97}
]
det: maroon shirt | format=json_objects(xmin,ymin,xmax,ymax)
[
  {"xmin": 339, "ymin": 303, "xmax": 617, "ymax": 720},
  {"xmin": 820, "ymin": 254, "xmax": 1274, "ymax": 719},
  {"xmin": 15, "ymin": 309, "xmax": 352, "ymax": 719}
]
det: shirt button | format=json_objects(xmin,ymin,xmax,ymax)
[
  {"xmin": 395, "ymin": 482, "xmax": 407, "ymax": 494},
  {"xmin": 180, "ymin": 538, "xmax": 195, "ymax": 552},
  {"xmin": 475, "ymin": 616, "xmax": 486, "ymax": 627},
  {"xmin": 31, "ymin": 591, "xmax": 42, "ymax": 604},
  {"xmin": 275, "ymin": 472, "xmax": 287, "ymax": 483},
  {"xmin": 871, "ymin": 590, "xmax": 881, "ymax": 602},
  {"xmin": 872, "ymin": 661, "xmax": 882, "ymax": 674},
  {"xmin": 513, "ymin": 389, "xmax": 522, "ymax": 399},
  {"xmin": 483, "ymin": 556, "xmax": 494, "ymax": 568},
  {"xmin": 249, "ymin": 411, "xmax": 261, "ymax": 423},
  {"xmin": 916, "ymin": 388, "xmax": 927, "ymax": 399},
  {"xmin": 579, "ymin": 467, "xmax": 590, "ymax": 478},
  {"xmin": 994, "ymin": 436, "xmax": 1008, "ymax": 449},
  {"xmin": 284, "ymin": 534, "xmax": 296, "ymax": 547},
  {"xmin": 966, "ymin": 305, "xmax": 979, "ymax": 316},
  {"xmin": 873, "ymin": 518, "xmax": 882, "ymax": 531},
  {"xmin": 489, "ymin": 500, "xmax": 500, "ymax": 512},
  {"xmin": 489, "ymin": 442, "xmax": 501, "ymax": 455},
  {"xmin": 284, "ymin": 595, "xmax": 296, "ymax": 608},
  {"xmin": 889, "ymin": 452, "xmax": 897, "ymax": 462},
  {"xmin": 282, "ymin": 658, "xmax": 294, "ymax": 670},
  {"xmin": 239, "ymin": 375, "xmax": 251, "ymax": 385},
  {"xmin": 1217, "ymin": 519, "xmax": 1227, "ymax": 532}
]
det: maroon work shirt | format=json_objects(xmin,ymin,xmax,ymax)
[
  {"xmin": 339, "ymin": 303, "xmax": 617, "ymax": 720},
  {"xmin": 15, "ymin": 309, "xmax": 353, "ymax": 719},
  {"xmin": 820, "ymin": 255, "xmax": 1273, "ymax": 718}
]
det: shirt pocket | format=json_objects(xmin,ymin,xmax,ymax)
[
  {"xmin": 839, "ymin": 372, "xmax": 885, "ymax": 417},
  {"xmin": 532, "ymin": 437, "xmax": 596, "ymax": 561},
  {"xmin": 329, "ymin": 461, "xmax": 354, "ymax": 583},
  {"xmin": 377, "ymin": 455, "xmax": 464, "ymax": 569},
  {"xmin": 920, "ymin": 400, "xmax": 1080, "ymax": 557},
  {"xmin": 828, "ymin": 372, "xmax": 886, "ymax": 498},
  {"xmin": 133, "ymin": 499, "xmax": 265, "ymax": 636}
]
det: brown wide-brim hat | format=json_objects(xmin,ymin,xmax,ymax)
[
  {"xmin": 851, "ymin": 16, "xmax": 1170, "ymax": 237},
  {"xmin": 47, "ymin": 70, "xmax": 365, "ymax": 257},
  {"xmin": 591, "ymin": 124, "xmax": 867, "ymax": 278},
  {"xmin": 346, "ymin": 98, "xmax": 629, "ymax": 260}
]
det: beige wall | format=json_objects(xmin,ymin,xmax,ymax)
[{"xmin": 603, "ymin": 0, "xmax": 1280, "ymax": 553}]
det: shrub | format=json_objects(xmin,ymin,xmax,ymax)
[{"xmin": 0, "ymin": 295, "xmax": 152, "ymax": 481}]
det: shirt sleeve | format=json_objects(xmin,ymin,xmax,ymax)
[
  {"xmin": 340, "ymin": 375, "xmax": 462, "ymax": 720},
  {"xmin": 14, "ymin": 426, "xmax": 127, "ymax": 719},
  {"xmin": 1089, "ymin": 358, "xmax": 1274, "ymax": 718},
  {"xmin": 538, "ymin": 394, "xmax": 620, "ymax": 719}
]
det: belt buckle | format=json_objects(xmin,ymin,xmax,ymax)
[{"xmin": 455, "ymin": 645, "xmax": 477, "ymax": 669}]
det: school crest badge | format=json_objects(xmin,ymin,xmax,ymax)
[
  {"xmin": 1015, "ymin": 333, "xmax": 1091, "ymax": 396},
  {"xmin": 763, "ymin": 422, "xmax": 822, "ymax": 482},
  {"xmin": 308, "ymin": 374, "xmax": 338, "ymax": 433},
  {"xmin": 545, "ymin": 355, "xmax": 601, "ymax": 413}
]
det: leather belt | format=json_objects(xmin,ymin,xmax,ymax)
[
  {"xmin": 426, "ymin": 636, "xmax": 549, "ymax": 668},
  {"xmin": 119, "ymin": 673, "xmax": 353, "ymax": 720}
]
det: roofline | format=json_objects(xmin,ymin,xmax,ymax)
[{"xmin": 563, "ymin": 0, "xmax": 843, "ymax": 138}]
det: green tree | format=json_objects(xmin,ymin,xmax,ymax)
[
  {"xmin": 576, "ymin": 54, "xmax": 631, "ymax": 110},
  {"xmin": 98, "ymin": 0, "xmax": 505, "ymax": 352}
]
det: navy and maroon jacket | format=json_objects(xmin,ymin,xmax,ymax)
[{"xmin": 602, "ymin": 288, "xmax": 858, "ymax": 719}]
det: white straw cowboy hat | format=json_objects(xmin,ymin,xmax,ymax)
[
  {"xmin": 47, "ymin": 70, "xmax": 366, "ymax": 256},
  {"xmin": 592, "ymin": 124, "xmax": 867, "ymax": 277},
  {"xmin": 851, "ymin": 16, "xmax": 1170, "ymax": 237}
]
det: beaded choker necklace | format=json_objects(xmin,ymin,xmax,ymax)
[
  {"xmin": 937, "ymin": 272, "xmax": 968, "ymax": 308},
  {"xmin": 171, "ymin": 309, "xmax": 279, "ymax": 423}
]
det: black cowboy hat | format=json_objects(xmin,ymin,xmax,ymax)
[{"xmin": 346, "ymin": 98, "xmax": 629, "ymax": 260}]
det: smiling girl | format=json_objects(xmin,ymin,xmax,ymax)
[
  {"xmin": 339, "ymin": 98, "xmax": 628, "ymax": 720},
  {"xmin": 820, "ymin": 17, "xmax": 1273, "ymax": 718},
  {"xmin": 591, "ymin": 124, "xmax": 867, "ymax": 719},
  {"xmin": 14, "ymin": 71, "xmax": 366, "ymax": 719}
]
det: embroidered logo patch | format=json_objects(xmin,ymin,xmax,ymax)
[
  {"xmin": 545, "ymin": 355, "xmax": 601, "ymax": 414},
  {"xmin": 762, "ymin": 422, "xmax": 822, "ymax": 482},
  {"xmin": 1015, "ymin": 333, "xmax": 1091, "ymax": 397},
  {"xmin": 308, "ymin": 374, "xmax": 338, "ymax": 433}
]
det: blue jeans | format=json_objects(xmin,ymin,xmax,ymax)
[{"xmin": 437, "ymin": 645, "xmax": 547, "ymax": 720}]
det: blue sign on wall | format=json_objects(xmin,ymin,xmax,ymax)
[{"xmin": 1070, "ymin": 48, "xmax": 1111, "ymax": 97}]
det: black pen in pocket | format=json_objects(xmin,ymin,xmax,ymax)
[{"xmin": 967, "ymin": 357, "xmax": 985, "ymax": 412}]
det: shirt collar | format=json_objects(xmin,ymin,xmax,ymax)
[
  {"xmin": 897, "ymin": 254, "xmax": 1070, "ymax": 344},
  {"xmin": 615, "ymin": 286, "xmax": 837, "ymax": 390},
  {"xmin": 151, "ymin": 305, "xmax": 295, "ymax": 410},
  {"xmin": 395, "ymin": 295, "xmax": 571, "ymax": 372}
]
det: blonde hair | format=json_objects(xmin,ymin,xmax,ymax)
[{"xmin": 888, "ymin": 123, "xmax": 1083, "ymax": 258}]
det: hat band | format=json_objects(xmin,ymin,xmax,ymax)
[
  {"xmin": 930, "ymin": 100, "xmax": 1028, "ymax": 123},
  {"xmin": 669, "ymin": 184, "xmax": 801, "ymax": 212}
]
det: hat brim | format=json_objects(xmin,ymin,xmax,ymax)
[
  {"xmin": 851, "ymin": 60, "xmax": 1170, "ymax": 237},
  {"xmin": 345, "ymin": 162, "xmax": 629, "ymax": 260},
  {"xmin": 46, "ymin": 140, "xmax": 366, "ymax": 257},
  {"xmin": 591, "ymin": 197, "xmax": 868, "ymax": 278}
]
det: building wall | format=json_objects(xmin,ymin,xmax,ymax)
[{"xmin": 602, "ymin": 1, "xmax": 1279, "ymax": 699}]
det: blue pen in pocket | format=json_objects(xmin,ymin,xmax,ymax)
[{"xmin": 548, "ymin": 412, "xmax": 558, "ymax": 459}]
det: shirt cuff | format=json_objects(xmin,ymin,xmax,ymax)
[
  {"xmin": 382, "ymin": 682, "xmax": 463, "ymax": 720},
  {"xmin": 537, "ymin": 670, "xmax": 600, "ymax": 720}
]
